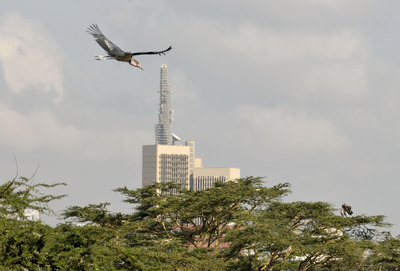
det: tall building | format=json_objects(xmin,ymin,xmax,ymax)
[
  {"xmin": 142, "ymin": 64, "xmax": 240, "ymax": 189},
  {"xmin": 142, "ymin": 143, "xmax": 190, "ymax": 188},
  {"xmin": 155, "ymin": 64, "xmax": 173, "ymax": 145}
]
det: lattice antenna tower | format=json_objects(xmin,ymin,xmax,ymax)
[{"xmin": 155, "ymin": 64, "xmax": 173, "ymax": 145}]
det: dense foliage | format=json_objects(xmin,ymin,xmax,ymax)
[{"xmin": 0, "ymin": 175, "xmax": 399, "ymax": 270}]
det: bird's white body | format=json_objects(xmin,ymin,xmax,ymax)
[{"xmin": 94, "ymin": 55, "xmax": 111, "ymax": 60}]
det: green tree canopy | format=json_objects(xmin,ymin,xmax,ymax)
[
  {"xmin": 0, "ymin": 175, "xmax": 66, "ymax": 218},
  {"xmin": 0, "ymin": 174, "xmax": 65, "ymax": 270},
  {"xmin": 0, "ymin": 175, "xmax": 398, "ymax": 270}
]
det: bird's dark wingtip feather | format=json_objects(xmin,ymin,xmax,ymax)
[
  {"xmin": 86, "ymin": 24, "xmax": 102, "ymax": 35},
  {"xmin": 159, "ymin": 46, "xmax": 173, "ymax": 55}
]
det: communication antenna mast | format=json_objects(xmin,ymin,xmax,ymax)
[{"xmin": 155, "ymin": 64, "xmax": 173, "ymax": 145}]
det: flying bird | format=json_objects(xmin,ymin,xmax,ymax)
[{"xmin": 86, "ymin": 24, "xmax": 172, "ymax": 70}]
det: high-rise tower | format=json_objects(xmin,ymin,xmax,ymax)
[
  {"xmin": 155, "ymin": 64, "xmax": 173, "ymax": 145},
  {"xmin": 142, "ymin": 64, "xmax": 240, "ymax": 191}
]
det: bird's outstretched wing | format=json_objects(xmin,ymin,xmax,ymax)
[
  {"xmin": 130, "ymin": 46, "xmax": 173, "ymax": 56},
  {"xmin": 87, "ymin": 24, "xmax": 125, "ymax": 56}
]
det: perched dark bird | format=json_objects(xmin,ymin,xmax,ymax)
[
  {"xmin": 86, "ymin": 24, "xmax": 172, "ymax": 70},
  {"xmin": 340, "ymin": 203, "xmax": 353, "ymax": 217}
]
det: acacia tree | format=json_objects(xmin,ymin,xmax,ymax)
[
  {"xmin": 113, "ymin": 177, "xmax": 395, "ymax": 270},
  {"xmin": 60, "ymin": 201, "xmax": 192, "ymax": 271},
  {"xmin": 108, "ymin": 177, "xmax": 291, "ymax": 270},
  {"xmin": 115, "ymin": 177, "xmax": 290, "ymax": 251},
  {"xmin": 1, "ymin": 174, "xmax": 398, "ymax": 270},
  {"xmin": 0, "ymin": 175, "xmax": 66, "ymax": 218},
  {"xmin": 62, "ymin": 202, "xmax": 128, "ymax": 228},
  {"xmin": 364, "ymin": 232, "xmax": 400, "ymax": 270},
  {"xmin": 0, "ymin": 175, "xmax": 66, "ymax": 270},
  {"xmin": 223, "ymin": 200, "xmax": 390, "ymax": 271}
]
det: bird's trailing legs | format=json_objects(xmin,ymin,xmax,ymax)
[{"xmin": 94, "ymin": 55, "xmax": 112, "ymax": 61}]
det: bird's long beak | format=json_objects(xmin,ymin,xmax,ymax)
[{"xmin": 137, "ymin": 64, "xmax": 144, "ymax": 71}]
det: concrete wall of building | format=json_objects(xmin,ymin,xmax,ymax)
[
  {"xmin": 194, "ymin": 158, "xmax": 202, "ymax": 168},
  {"xmin": 191, "ymin": 167, "xmax": 241, "ymax": 191},
  {"xmin": 142, "ymin": 144, "xmax": 190, "ymax": 187},
  {"xmin": 193, "ymin": 167, "xmax": 240, "ymax": 179},
  {"xmin": 142, "ymin": 145, "xmax": 158, "ymax": 187}
]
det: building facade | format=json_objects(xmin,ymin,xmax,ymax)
[
  {"xmin": 142, "ymin": 141, "xmax": 240, "ymax": 190},
  {"xmin": 142, "ymin": 143, "xmax": 191, "ymax": 188},
  {"xmin": 191, "ymin": 167, "xmax": 241, "ymax": 191}
]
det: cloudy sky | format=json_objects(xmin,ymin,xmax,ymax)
[{"xmin": 1, "ymin": 1, "xmax": 400, "ymax": 233}]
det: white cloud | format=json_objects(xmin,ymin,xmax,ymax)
[
  {"xmin": 237, "ymin": 105, "xmax": 347, "ymax": 153},
  {"xmin": 222, "ymin": 24, "xmax": 370, "ymax": 99},
  {"xmin": 125, "ymin": 10, "xmax": 372, "ymax": 104},
  {"xmin": 0, "ymin": 104, "xmax": 149, "ymax": 161},
  {"xmin": 0, "ymin": 105, "xmax": 83, "ymax": 151},
  {"xmin": 0, "ymin": 10, "xmax": 65, "ymax": 101}
]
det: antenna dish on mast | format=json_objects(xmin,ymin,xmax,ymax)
[{"xmin": 172, "ymin": 133, "xmax": 181, "ymax": 143}]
